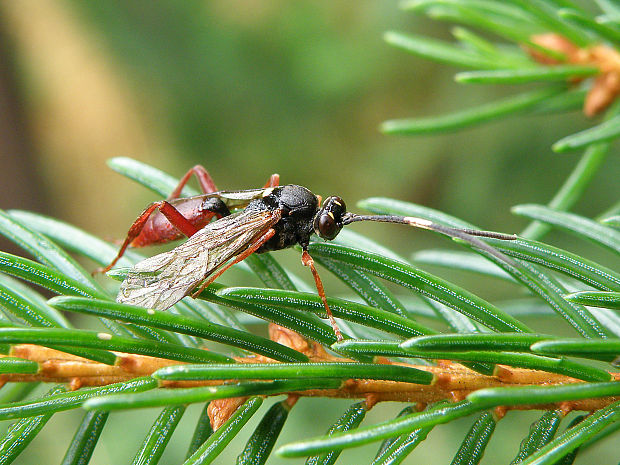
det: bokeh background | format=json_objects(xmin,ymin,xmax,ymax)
[{"xmin": 0, "ymin": 1, "xmax": 618, "ymax": 464}]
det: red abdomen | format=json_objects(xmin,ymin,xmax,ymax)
[{"xmin": 130, "ymin": 197, "xmax": 217, "ymax": 247}]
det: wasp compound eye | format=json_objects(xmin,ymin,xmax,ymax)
[
  {"xmin": 314, "ymin": 196, "xmax": 346, "ymax": 240},
  {"xmin": 316, "ymin": 213, "xmax": 338, "ymax": 240}
]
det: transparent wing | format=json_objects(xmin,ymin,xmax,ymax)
[
  {"xmin": 176, "ymin": 187, "xmax": 276, "ymax": 210},
  {"xmin": 117, "ymin": 209, "xmax": 279, "ymax": 309}
]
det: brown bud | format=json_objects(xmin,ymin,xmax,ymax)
[
  {"xmin": 585, "ymin": 71, "xmax": 620, "ymax": 116},
  {"xmin": 208, "ymin": 396, "xmax": 249, "ymax": 430},
  {"xmin": 528, "ymin": 33, "xmax": 579, "ymax": 64}
]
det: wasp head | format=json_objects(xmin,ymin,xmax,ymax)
[{"xmin": 314, "ymin": 196, "xmax": 347, "ymax": 240}]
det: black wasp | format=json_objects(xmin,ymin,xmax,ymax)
[{"xmin": 102, "ymin": 166, "xmax": 515, "ymax": 340}]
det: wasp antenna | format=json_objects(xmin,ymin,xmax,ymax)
[
  {"xmin": 341, "ymin": 213, "xmax": 411, "ymax": 226},
  {"xmin": 342, "ymin": 213, "xmax": 517, "ymax": 241},
  {"xmin": 423, "ymin": 222, "xmax": 518, "ymax": 241},
  {"xmin": 342, "ymin": 213, "xmax": 520, "ymax": 268},
  {"xmin": 422, "ymin": 222, "xmax": 521, "ymax": 269}
]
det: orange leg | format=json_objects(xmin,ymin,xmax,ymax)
[
  {"xmin": 168, "ymin": 165, "xmax": 219, "ymax": 199},
  {"xmin": 264, "ymin": 174, "xmax": 280, "ymax": 188},
  {"xmin": 191, "ymin": 228, "xmax": 277, "ymax": 298},
  {"xmin": 97, "ymin": 166, "xmax": 220, "ymax": 274},
  {"xmin": 99, "ymin": 170, "xmax": 280, "ymax": 274},
  {"xmin": 169, "ymin": 166, "xmax": 278, "ymax": 198},
  {"xmin": 301, "ymin": 249, "xmax": 343, "ymax": 341},
  {"xmin": 97, "ymin": 201, "xmax": 202, "ymax": 274}
]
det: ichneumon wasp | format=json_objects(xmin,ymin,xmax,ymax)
[{"xmin": 101, "ymin": 165, "xmax": 517, "ymax": 341}]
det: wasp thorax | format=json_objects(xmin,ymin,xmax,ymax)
[
  {"xmin": 314, "ymin": 196, "xmax": 346, "ymax": 240},
  {"xmin": 276, "ymin": 185, "xmax": 318, "ymax": 216}
]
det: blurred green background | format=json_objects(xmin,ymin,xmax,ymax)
[
  {"xmin": 2, "ymin": 0, "xmax": 617, "ymax": 251},
  {"xmin": 0, "ymin": 1, "xmax": 617, "ymax": 464}
]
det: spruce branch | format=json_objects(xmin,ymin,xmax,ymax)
[
  {"xmin": 0, "ymin": 153, "xmax": 617, "ymax": 463},
  {"xmin": 1, "ymin": 324, "xmax": 617, "ymax": 419}
]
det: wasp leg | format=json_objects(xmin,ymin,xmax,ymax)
[
  {"xmin": 168, "ymin": 165, "xmax": 219, "ymax": 199},
  {"xmin": 99, "ymin": 170, "xmax": 280, "ymax": 275},
  {"xmin": 191, "ymin": 228, "xmax": 277, "ymax": 298},
  {"xmin": 264, "ymin": 174, "xmax": 280, "ymax": 188},
  {"xmin": 301, "ymin": 249, "xmax": 343, "ymax": 342},
  {"xmin": 169, "ymin": 166, "xmax": 279, "ymax": 199},
  {"xmin": 97, "ymin": 200, "xmax": 208, "ymax": 274}
]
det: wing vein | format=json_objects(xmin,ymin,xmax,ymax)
[{"xmin": 117, "ymin": 209, "xmax": 280, "ymax": 309}]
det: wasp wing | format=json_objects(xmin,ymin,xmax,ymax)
[
  {"xmin": 117, "ymin": 209, "xmax": 280, "ymax": 310},
  {"xmin": 173, "ymin": 187, "xmax": 278, "ymax": 210}
]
